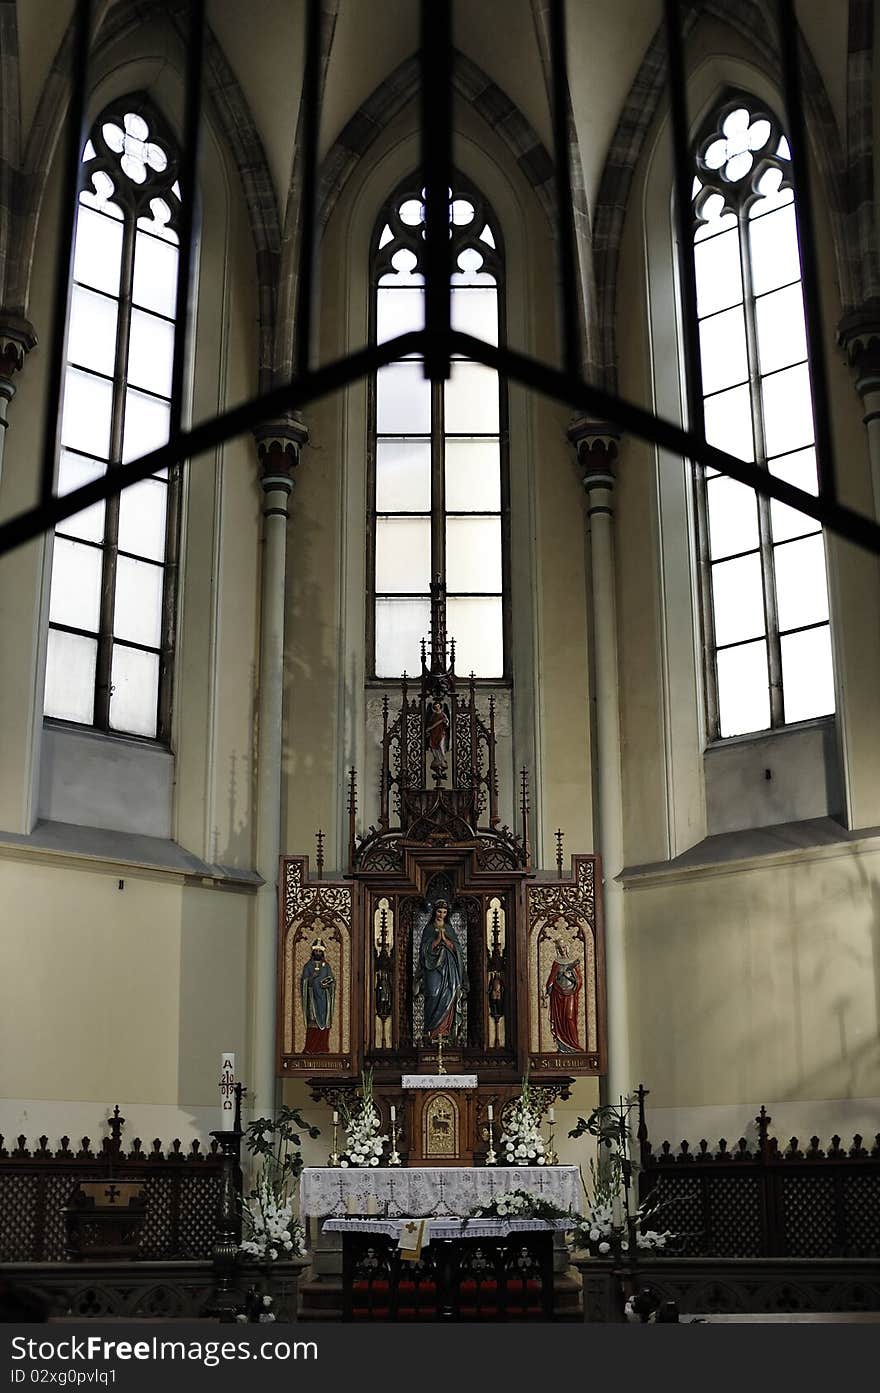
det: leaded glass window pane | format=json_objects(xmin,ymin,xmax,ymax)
[{"xmin": 372, "ymin": 180, "xmax": 506, "ymax": 679}]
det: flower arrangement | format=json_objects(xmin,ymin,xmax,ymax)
[
  {"xmin": 568, "ymin": 1100, "xmax": 677, "ymax": 1259},
  {"xmin": 499, "ymin": 1073, "xmax": 547, "ymax": 1166},
  {"xmin": 241, "ymin": 1176, "xmax": 306, "ymax": 1262},
  {"xmin": 468, "ymin": 1188, "xmax": 573, "ymax": 1222},
  {"xmin": 240, "ymin": 1104, "xmax": 320, "ymax": 1263},
  {"xmin": 339, "ymin": 1069, "xmax": 388, "ymax": 1168}
]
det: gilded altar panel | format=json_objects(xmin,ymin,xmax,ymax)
[
  {"xmin": 525, "ymin": 855, "xmax": 605, "ymax": 1076},
  {"xmin": 278, "ymin": 857, "xmax": 356, "ymax": 1076}
]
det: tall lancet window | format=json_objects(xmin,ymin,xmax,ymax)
[
  {"xmin": 691, "ymin": 98, "xmax": 834, "ymax": 739},
  {"xmin": 43, "ymin": 99, "xmax": 183, "ymax": 741},
  {"xmin": 370, "ymin": 181, "xmax": 508, "ymax": 679}
]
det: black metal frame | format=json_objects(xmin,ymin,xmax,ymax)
[{"xmin": 7, "ymin": 0, "xmax": 880, "ymax": 571}]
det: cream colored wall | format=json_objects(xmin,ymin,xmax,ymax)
[
  {"xmin": 610, "ymin": 12, "xmax": 880, "ymax": 1137},
  {"xmin": 626, "ymin": 840, "xmax": 880, "ymax": 1135},
  {"xmin": 0, "ymin": 853, "xmax": 250, "ymax": 1140},
  {"xmin": 0, "ymin": 16, "xmax": 264, "ymax": 1140}
]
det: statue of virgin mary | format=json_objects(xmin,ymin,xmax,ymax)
[{"xmin": 416, "ymin": 899, "xmax": 467, "ymax": 1042}]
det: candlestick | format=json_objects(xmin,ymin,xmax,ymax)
[
  {"xmin": 486, "ymin": 1113, "xmax": 497, "ymax": 1166},
  {"xmin": 389, "ymin": 1115, "xmax": 402, "ymax": 1166},
  {"xmin": 219, "ymin": 1052, "xmax": 235, "ymax": 1131},
  {"xmin": 329, "ymin": 1114, "xmax": 340, "ymax": 1167},
  {"xmin": 487, "ymin": 1103, "xmax": 494, "ymax": 1121},
  {"xmin": 366, "ymin": 1194, "xmax": 377, "ymax": 1215},
  {"xmin": 548, "ymin": 1106, "xmax": 555, "ymax": 1124}
]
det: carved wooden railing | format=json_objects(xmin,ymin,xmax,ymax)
[
  {"xmin": 635, "ymin": 1085, "xmax": 880, "ymax": 1258},
  {"xmin": 0, "ymin": 1106, "xmax": 225, "ymax": 1262}
]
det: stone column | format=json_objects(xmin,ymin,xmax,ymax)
[
  {"xmin": 251, "ymin": 414, "xmax": 309, "ymax": 1116},
  {"xmin": 0, "ymin": 315, "xmax": 37, "ymax": 483},
  {"xmin": 567, "ymin": 418, "xmax": 630, "ymax": 1107},
  {"xmin": 838, "ymin": 303, "xmax": 880, "ymax": 518}
]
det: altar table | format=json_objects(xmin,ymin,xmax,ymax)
[
  {"xmin": 321, "ymin": 1216, "xmax": 569, "ymax": 1321},
  {"xmin": 299, "ymin": 1164, "xmax": 582, "ymax": 1218}
]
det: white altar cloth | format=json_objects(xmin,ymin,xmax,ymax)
[
  {"xmin": 400, "ymin": 1074, "xmax": 477, "ymax": 1089},
  {"xmin": 299, "ymin": 1165, "xmax": 582, "ymax": 1218},
  {"xmin": 323, "ymin": 1217, "xmax": 574, "ymax": 1240}
]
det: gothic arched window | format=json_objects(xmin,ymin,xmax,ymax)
[
  {"xmin": 691, "ymin": 97, "xmax": 835, "ymax": 738},
  {"xmin": 43, "ymin": 97, "xmax": 183, "ymax": 741},
  {"xmin": 369, "ymin": 180, "xmax": 508, "ymax": 679}
]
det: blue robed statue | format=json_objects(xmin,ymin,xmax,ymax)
[{"xmin": 416, "ymin": 899, "xmax": 467, "ymax": 1041}]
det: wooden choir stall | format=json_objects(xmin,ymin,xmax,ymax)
[{"xmin": 277, "ymin": 587, "xmax": 606, "ymax": 1320}]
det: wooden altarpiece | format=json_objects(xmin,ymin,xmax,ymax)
[{"xmin": 277, "ymin": 588, "xmax": 606, "ymax": 1163}]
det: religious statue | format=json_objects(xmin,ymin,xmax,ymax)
[
  {"xmin": 415, "ymin": 899, "xmax": 467, "ymax": 1041},
  {"xmin": 425, "ymin": 697, "xmax": 451, "ymax": 779},
  {"xmin": 543, "ymin": 933, "xmax": 583, "ymax": 1053},
  {"xmin": 300, "ymin": 938, "xmax": 336, "ymax": 1053}
]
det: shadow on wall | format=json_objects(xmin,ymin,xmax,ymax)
[{"xmin": 635, "ymin": 842, "xmax": 880, "ymax": 1115}]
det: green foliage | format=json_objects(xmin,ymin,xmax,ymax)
[{"xmin": 244, "ymin": 1105, "xmax": 321, "ymax": 1194}]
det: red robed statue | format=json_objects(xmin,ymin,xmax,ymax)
[{"xmin": 544, "ymin": 937, "xmax": 583, "ymax": 1054}]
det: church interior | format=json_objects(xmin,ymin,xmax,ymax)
[{"xmin": 1, "ymin": 0, "xmax": 880, "ymax": 1323}]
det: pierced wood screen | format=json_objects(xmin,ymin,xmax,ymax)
[
  {"xmin": 0, "ymin": 1123, "xmax": 223, "ymax": 1263},
  {"xmin": 637, "ymin": 1094, "xmax": 880, "ymax": 1259}
]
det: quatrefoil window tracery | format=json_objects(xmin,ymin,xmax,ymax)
[
  {"xmin": 695, "ymin": 99, "xmax": 791, "ymax": 207},
  {"xmin": 79, "ymin": 97, "xmax": 181, "ymax": 233},
  {"xmin": 101, "ymin": 111, "xmax": 168, "ymax": 185}
]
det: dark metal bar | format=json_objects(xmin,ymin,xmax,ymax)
[
  {"xmin": 664, "ymin": 0, "xmax": 704, "ymax": 438},
  {"xmin": 295, "ymin": 0, "xmax": 322, "ymax": 378},
  {"xmin": 548, "ymin": 0, "xmax": 580, "ymax": 378},
  {"xmin": 420, "ymin": 0, "xmax": 452, "ymax": 383},
  {"xmin": 39, "ymin": 0, "xmax": 94, "ymax": 506},
  {"xmin": 776, "ymin": 0, "xmax": 836, "ymax": 505},
  {"xmin": 6, "ymin": 328, "xmax": 880, "ymax": 562},
  {"xmin": 169, "ymin": 0, "xmax": 206, "ymax": 440}
]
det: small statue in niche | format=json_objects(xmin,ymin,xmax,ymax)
[
  {"xmin": 300, "ymin": 938, "xmax": 336, "ymax": 1053},
  {"xmin": 375, "ymin": 964, "xmax": 393, "ymax": 1021},
  {"xmin": 543, "ymin": 930, "xmax": 583, "ymax": 1054},
  {"xmin": 425, "ymin": 697, "xmax": 451, "ymax": 780},
  {"xmin": 415, "ymin": 899, "xmax": 467, "ymax": 1042},
  {"xmin": 488, "ymin": 971, "xmax": 505, "ymax": 1021}
]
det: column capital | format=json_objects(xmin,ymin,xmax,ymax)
[
  {"xmin": 566, "ymin": 416, "xmax": 620, "ymax": 494},
  {"xmin": 837, "ymin": 301, "xmax": 880, "ymax": 397},
  {"xmin": 0, "ymin": 313, "xmax": 37, "ymax": 402},
  {"xmin": 253, "ymin": 413, "xmax": 309, "ymax": 495}
]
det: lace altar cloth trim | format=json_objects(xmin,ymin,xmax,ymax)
[
  {"xmin": 300, "ymin": 1165, "xmax": 582, "ymax": 1218},
  {"xmin": 323, "ymin": 1217, "xmax": 574, "ymax": 1239},
  {"xmin": 400, "ymin": 1074, "xmax": 478, "ymax": 1089}
]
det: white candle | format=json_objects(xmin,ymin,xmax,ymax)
[
  {"xmin": 332, "ymin": 1110, "xmax": 339, "ymax": 1125},
  {"xmin": 548, "ymin": 1107, "xmax": 555, "ymax": 1124},
  {"xmin": 612, "ymin": 1192, "xmax": 624, "ymax": 1229},
  {"xmin": 219, "ymin": 1052, "xmax": 235, "ymax": 1131},
  {"xmin": 487, "ymin": 1103, "xmax": 493, "ymax": 1121},
  {"xmin": 390, "ymin": 1104, "xmax": 396, "ymax": 1122},
  {"xmin": 366, "ymin": 1194, "xmax": 378, "ymax": 1215},
  {"xmin": 346, "ymin": 1195, "xmax": 357, "ymax": 1215}
]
